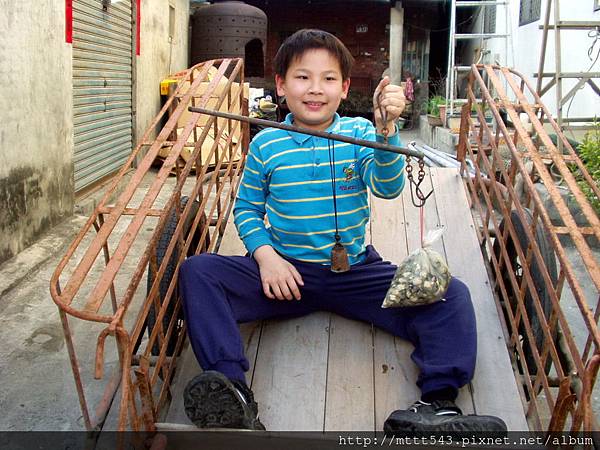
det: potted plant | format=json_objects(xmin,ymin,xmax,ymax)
[{"xmin": 427, "ymin": 95, "xmax": 446, "ymax": 127}]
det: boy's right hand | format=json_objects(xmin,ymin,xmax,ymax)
[{"xmin": 253, "ymin": 245, "xmax": 304, "ymax": 301}]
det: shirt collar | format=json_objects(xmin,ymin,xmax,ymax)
[{"xmin": 283, "ymin": 113, "xmax": 342, "ymax": 144}]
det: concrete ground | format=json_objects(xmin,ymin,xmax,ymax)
[
  {"xmin": 0, "ymin": 214, "xmax": 91, "ymax": 431},
  {"xmin": 0, "ymin": 129, "xmax": 598, "ymax": 431},
  {"xmin": 0, "ymin": 167, "xmax": 187, "ymax": 431}
]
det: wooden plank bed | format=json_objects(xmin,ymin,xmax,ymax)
[{"xmin": 163, "ymin": 167, "xmax": 529, "ymax": 431}]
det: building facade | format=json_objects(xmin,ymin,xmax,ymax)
[
  {"xmin": 469, "ymin": 0, "xmax": 599, "ymax": 124},
  {"xmin": 0, "ymin": 0, "xmax": 190, "ymax": 264}
]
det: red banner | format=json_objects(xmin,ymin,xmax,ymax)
[
  {"xmin": 65, "ymin": 0, "xmax": 73, "ymax": 43},
  {"xmin": 136, "ymin": 0, "xmax": 141, "ymax": 55}
]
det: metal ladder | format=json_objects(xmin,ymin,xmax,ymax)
[
  {"xmin": 535, "ymin": 0, "xmax": 600, "ymax": 136},
  {"xmin": 446, "ymin": 0, "xmax": 511, "ymax": 120}
]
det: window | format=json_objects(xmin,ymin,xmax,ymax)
[
  {"xmin": 244, "ymin": 39, "xmax": 264, "ymax": 77},
  {"xmin": 484, "ymin": 5, "xmax": 497, "ymax": 34},
  {"xmin": 519, "ymin": 0, "xmax": 541, "ymax": 26},
  {"xmin": 595, "ymin": 0, "xmax": 600, "ymax": 12}
]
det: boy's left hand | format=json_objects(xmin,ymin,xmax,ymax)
[{"xmin": 373, "ymin": 76, "xmax": 406, "ymax": 135}]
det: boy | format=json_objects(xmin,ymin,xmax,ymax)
[{"xmin": 179, "ymin": 29, "xmax": 506, "ymax": 433}]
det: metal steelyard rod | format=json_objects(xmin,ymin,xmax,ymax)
[{"xmin": 188, "ymin": 106, "xmax": 424, "ymax": 159}]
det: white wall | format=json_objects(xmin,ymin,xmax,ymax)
[
  {"xmin": 0, "ymin": 0, "xmax": 190, "ymax": 265},
  {"xmin": 486, "ymin": 0, "xmax": 600, "ymax": 121},
  {"xmin": 0, "ymin": 0, "xmax": 74, "ymax": 263},
  {"xmin": 135, "ymin": 0, "xmax": 190, "ymax": 143}
]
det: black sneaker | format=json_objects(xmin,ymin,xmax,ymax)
[
  {"xmin": 384, "ymin": 400, "xmax": 507, "ymax": 434},
  {"xmin": 183, "ymin": 371, "xmax": 266, "ymax": 430}
]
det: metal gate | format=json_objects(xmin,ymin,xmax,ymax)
[{"xmin": 72, "ymin": 0, "xmax": 133, "ymax": 192}]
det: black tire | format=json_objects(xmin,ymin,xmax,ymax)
[
  {"xmin": 493, "ymin": 208, "xmax": 558, "ymax": 376},
  {"xmin": 143, "ymin": 196, "xmax": 209, "ymax": 356}
]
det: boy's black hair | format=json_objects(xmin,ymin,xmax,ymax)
[{"xmin": 274, "ymin": 29, "xmax": 354, "ymax": 80}]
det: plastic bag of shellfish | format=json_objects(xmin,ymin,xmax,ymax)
[{"xmin": 382, "ymin": 228, "xmax": 451, "ymax": 308}]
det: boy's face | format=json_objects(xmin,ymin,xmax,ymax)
[{"xmin": 275, "ymin": 49, "xmax": 350, "ymax": 131}]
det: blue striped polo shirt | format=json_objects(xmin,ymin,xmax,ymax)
[{"xmin": 233, "ymin": 112, "xmax": 406, "ymax": 265}]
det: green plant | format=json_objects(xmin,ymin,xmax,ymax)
[
  {"xmin": 576, "ymin": 122, "xmax": 600, "ymax": 214},
  {"xmin": 427, "ymin": 95, "xmax": 446, "ymax": 117}
]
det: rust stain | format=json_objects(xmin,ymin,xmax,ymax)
[
  {"xmin": 50, "ymin": 59, "xmax": 248, "ymax": 431},
  {"xmin": 458, "ymin": 64, "xmax": 600, "ymax": 433}
]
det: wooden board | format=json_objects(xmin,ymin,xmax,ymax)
[
  {"xmin": 324, "ymin": 316, "xmax": 375, "ymax": 431},
  {"xmin": 162, "ymin": 167, "xmax": 528, "ymax": 432},
  {"xmin": 213, "ymin": 211, "xmax": 333, "ymax": 431},
  {"xmin": 370, "ymin": 171, "xmax": 475, "ymax": 427},
  {"xmin": 251, "ymin": 313, "xmax": 330, "ymax": 430},
  {"xmin": 402, "ymin": 171, "xmax": 476, "ymax": 415},
  {"xmin": 370, "ymin": 188, "xmax": 421, "ymax": 429},
  {"xmin": 324, "ymin": 191, "xmax": 376, "ymax": 431},
  {"xmin": 430, "ymin": 168, "xmax": 528, "ymax": 430}
]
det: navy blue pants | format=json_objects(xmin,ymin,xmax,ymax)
[{"xmin": 179, "ymin": 245, "xmax": 477, "ymax": 397}]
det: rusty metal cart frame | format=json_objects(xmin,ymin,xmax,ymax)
[
  {"xmin": 51, "ymin": 61, "xmax": 599, "ymax": 433},
  {"xmin": 51, "ymin": 58, "xmax": 249, "ymax": 431},
  {"xmin": 457, "ymin": 64, "xmax": 599, "ymax": 432}
]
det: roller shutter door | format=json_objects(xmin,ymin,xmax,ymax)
[{"xmin": 72, "ymin": 0, "xmax": 133, "ymax": 192}]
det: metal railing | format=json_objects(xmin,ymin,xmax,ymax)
[
  {"xmin": 50, "ymin": 58, "xmax": 248, "ymax": 431},
  {"xmin": 458, "ymin": 64, "xmax": 600, "ymax": 432}
]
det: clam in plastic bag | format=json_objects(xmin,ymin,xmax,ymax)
[{"xmin": 382, "ymin": 229, "xmax": 451, "ymax": 308}]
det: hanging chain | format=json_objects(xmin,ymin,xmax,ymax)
[
  {"xmin": 405, "ymin": 155, "xmax": 433, "ymax": 208},
  {"xmin": 377, "ymin": 92, "xmax": 431, "ymax": 208}
]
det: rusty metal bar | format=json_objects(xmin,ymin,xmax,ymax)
[
  {"xmin": 467, "ymin": 77, "xmax": 568, "ymax": 382},
  {"xmin": 460, "ymin": 101, "xmax": 556, "ymax": 389},
  {"xmin": 463, "ymin": 109, "xmax": 552, "ymax": 423},
  {"xmin": 461, "ymin": 64, "xmax": 599, "ymax": 432},
  {"xmin": 501, "ymin": 66, "xmax": 600, "ymax": 244},
  {"xmin": 50, "ymin": 61, "xmax": 220, "ymax": 315},
  {"xmin": 553, "ymin": 0, "xmax": 563, "ymax": 135},
  {"xmin": 481, "ymin": 67, "xmax": 597, "ymax": 362},
  {"xmin": 109, "ymin": 71, "xmax": 245, "ymax": 327},
  {"xmin": 512, "ymin": 67, "xmax": 600, "ymax": 228},
  {"xmin": 132, "ymin": 63, "xmax": 247, "ymax": 426},
  {"xmin": 482, "ymin": 88, "xmax": 578, "ymax": 395},
  {"xmin": 493, "ymin": 70, "xmax": 600, "ymax": 355},
  {"xmin": 94, "ymin": 215, "xmax": 118, "ymax": 313},
  {"xmin": 156, "ymin": 324, "xmax": 188, "ymax": 410},
  {"xmin": 144, "ymin": 121, "xmax": 244, "ymax": 371},
  {"xmin": 50, "ymin": 83, "xmax": 182, "ymax": 316},
  {"xmin": 59, "ymin": 309, "xmax": 93, "ymax": 430},
  {"xmin": 547, "ymin": 376, "xmax": 576, "ymax": 432},
  {"xmin": 97, "ymin": 207, "xmax": 163, "ymax": 217},
  {"xmin": 188, "ymin": 106, "xmax": 424, "ymax": 158},
  {"xmin": 90, "ymin": 367, "xmax": 122, "ymax": 430},
  {"xmin": 83, "ymin": 61, "xmax": 240, "ymax": 314},
  {"xmin": 51, "ymin": 58, "xmax": 251, "ymax": 433},
  {"xmin": 54, "ymin": 60, "xmax": 221, "ymax": 313},
  {"xmin": 134, "ymin": 356, "xmax": 156, "ymax": 432},
  {"xmin": 208, "ymin": 164, "xmax": 244, "ymax": 254},
  {"xmin": 116, "ymin": 326, "xmax": 135, "ymax": 431},
  {"xmin": 133, "ymin": 112, "xmax": 244, "ymax": 356}
]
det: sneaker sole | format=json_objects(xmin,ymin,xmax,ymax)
[
  {"xmin": 384, "ymin": 413, "xmax": 508, "ymax": 434},
  {"xmin": 183, "ymin": 371, "xmax": 255, "ymax": 429}
]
